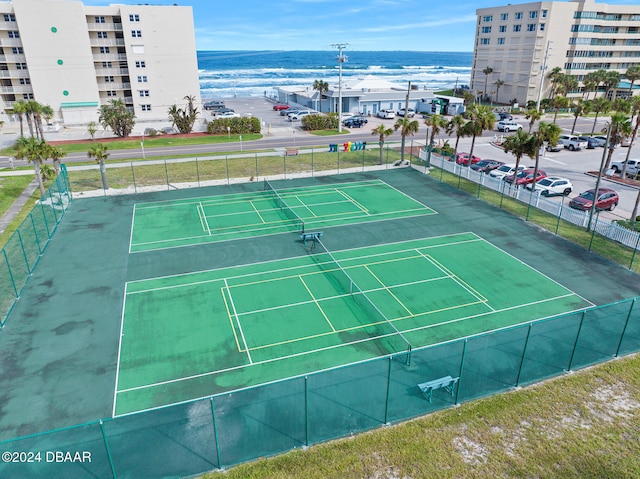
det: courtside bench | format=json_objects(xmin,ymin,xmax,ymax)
[{"xmin": 418, "ymin": 375, "xmax": 459, "ymax": 402}]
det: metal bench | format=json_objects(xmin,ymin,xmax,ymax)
[{"xmin": 417, "ymin": 375, "xmax": 459, "ymax": 402}]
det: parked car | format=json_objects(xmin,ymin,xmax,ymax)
[
  {"xmin": 594, "ymin": 135, "xmax": 608, "ymax": 146},
  {"xmin": 288, "ymin": 109, "xmax": 315, "ymax": 121},
  {"xmin": 504, "ymin": 168, "xmax": 547, "ymax": 186},
  {"xmin": 203, "ymin": 100, "xmax": 225, "ymax": 111},
  {"xmin": 569, "ymin": 188, "xmax": 619, "ymax": 211},
  {"xmin": 343, "ymin": 117, "xmax": 365, "ymax": 128},
  {"xmin": 273, "ymin": 104, "xmax": 290, "ymax": 111},
  {"xmin": 397, "ymin": 108, "xmax": 415, "ymax": 117},
  {"xmin": 525, "ymin": 177, "xmax": 573, "ymax": 196},
  {"xmin": 559, "ymin": 135, "xmax": 588, "ymax": 151},
  {"xmin": 351, "ymin": 115, "xmax": 368, "ymax": 124},
  {"xmin": 545, "ymin": 142, "xmax": 563, "ymax": 152},
  {"xmin": 496, "ymin": 120, "xmax": 523, "ymax": 132},
  {"xmin": 489, "ymin": 163, "xmax": 526, "ymax": 180},
  {"xmin": 577, "ymin": 136, "xmax": 600, "ymax": 149},
  {"xmin": 212, "ymin": 108, "xmax": 235, "ymax": 116},
  {"xmin": 216, "ymin": 111, "xmax": 240, "ymax": 119},
  {"xmin": 281, "ymin": 108, "xmax": 301, "ymax": 116},
  {"xmin": 455, "ymin": 152, "xmax": 481, "ymax": 166},
  {"xmin": 495, "ymin": 112, "xmax": 513, "ymax": 121},
  {"xmin": 611, "ymin": 159, "xmax": 640, "ymax": 177},
  {"xmin": 470, "ymin": 159, "xmax": 504, "ymax": 173},
  {"xmin": 377, "ymin": 109, "xmax": 396, "ymax": 119}
]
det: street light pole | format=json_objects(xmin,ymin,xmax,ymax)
[
  {"xmin": 332, "ymin": 43, "xmax": 348, "ymax": 133},
  {"xmin": 587, "ymin": 121, "xmax": 611, "ymax": 231},
  {"xmin": 536, "ymin": 41, "xmax": 551, "ymax": 112}
]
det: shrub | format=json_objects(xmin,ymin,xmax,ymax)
[
  {"xmin": 206, "ymin": 117, "xmax": 261, "ymax": 135},
  {"xmin": 301, "ymin": 113, "xmax": 338, "ymax": 131}
]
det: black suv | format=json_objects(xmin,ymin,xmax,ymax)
[
  {"xmin": 204, "ymin": 100, "xmax": 225, "ymax": 111},
  {"xmin": 343, "ymin": 117, "xmax": 365, "ymax": 128}
]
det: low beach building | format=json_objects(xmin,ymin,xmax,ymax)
[{"xmin": 275, "ymin": 75, "xmax": 465, "ymax": 117}]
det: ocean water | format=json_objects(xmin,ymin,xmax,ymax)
[{"xmin": 198, "ymin": 50, "xmax": 473, "ymax": 99}]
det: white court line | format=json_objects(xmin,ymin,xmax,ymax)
[
  {"xmin": 198, "ymin": 202, "xmax": 211, "ymax": 235},
  {"xmin": 112, "ymin": 283, "xmax": 129, "ymax": 418},
  {"xmin": 224, "ymin": 278, "xmax": 252, "ymax": 364},
  {"xmin": 335, "ymin": 188, "xmax": 369, "ymax": 214}
]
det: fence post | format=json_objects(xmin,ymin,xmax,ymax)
[
  {"xmin": 304, "ymin": 376, "xmax": 309, "ymax": 446},
  {"xmin": 99, "ymin": 420, "xmax": 118, "ymax": 479},
  {"xmin": 164, "ymin": 159, "xmax": 170, "ymax": 190},
  {"xmin": 284, "ymin": 154, "xmax": 287, "ymax": 179},
  {"xmin": 130, "ymin": 161, "xmax": 137, "ymax": 193},
  {"xmin": 210, "ymin": 397, "xmax": 222, "ymax": 470},
  {"xmin": 196, "ymin": 157, "xmax": 201, "ymax": 187},
  {"xmin": 515, "ymin": 323, "xmax": 533, "ymax": 387},
  {"xmin": 630, "ymin": 233, "xmax": 640, "ymax": 270},
  {"xmin": 567, "ymin": 310, "xmax": 586, "ymax": 371},
  {"xmin": 16, "ymin": 229, "xmax": 32, "ymax": 275},
  {"xmin": 311, "ymin": 150, "xmax": 314, "ymax": 177},
  {"xmin": 615, "ymin": 299, "xmax": 636, "ymax": 357},
  {"xmin": 225, "ymin": 156, "xmax": 230, "ymax": 185},
  {"xmin": 39, "ymin": 201, "xmax": 51, "ymax": 238},
  {"xmin": 29, "ymin": 214, "xmax": 43, "ymax": 255},
  {"xmin": 383, "ymin": 356, "xmax": 392, "ymax": 424},
  {"xmin": 255, "ymin": 154, "xmax": 259, "ymax": 182},
  {"xmin": 455, "ymin": 339, "xmax": 468, "ymax": 405},
  {"xmin": 3, "ymin": 249, "xmax": 18, "ymax": 297}
]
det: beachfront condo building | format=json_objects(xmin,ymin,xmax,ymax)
[
  {"xmin": 0, "ymin": 0, "xmax": 200, "ymax": 126},
  {"xmin": 472, "ymin": 0, "xmax": 640, "ymax": 107}
]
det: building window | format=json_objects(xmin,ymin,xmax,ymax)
[
  {"xmin": 8, "ymin": 31, "xmax": 20, "ymax": 38},
  {"xmin": 499, "ymin": 25, "xmax": 507, "ymax": 33},
  {"xmin": 97, "ymin": 31, "xmax": 108, "ymax": 39},
  {"xmin": 23, "ymin": 93, "xmax": 34, "ymax": 100},
  {"xmin": 527, "ymin": 24, "xmax": 536, "ymax": 32},
  {"xmin": 529, "ymin": 11, "xmax": 538, "ymax": 19},
  {"xmin": 500, "ymin": 13, "xmax": 508, "ymax": 21},
  {"xmin": 19, "ymin": 78, "xmax": 30, "ymax": 85},
  {"xmin": 129, "ymin": 14, "xmax": 140, "ymax": 22},
  {"xmin": 102, "ymin": 61, "xmax": 113, "ymax": 68},
  {"xmin": 137, "ymin": 75, "xmax": 148, "ymax": 82},
  {"xmin": 106, "ymin": 90, "xmax": 117, "ymax": 97},
  {"xmin": 540, "ymin": 23, "xmax": 545, "ymax": 31},
  {"xmin": 139, "ymin": 90, "xmax": 150, "ymax": 97},
  {"xmin": 16, "ymin": 63, "xmax": 27, "ymax": 70},
  {"xmin": 135, "ymin": 61, "xmax": 146, "ymax": 68},
  {"xmin": 99, "ymin": 46, "xmax": 110, "ymax": 54},
  {"xmin": 104, "ymin": 75, "xmax": 115, "ymax": 82},
  {"xmin": 498, "ymin": 38, "xmax": 505, "ymax": 45},
  {"xmin": 95, "ymin": 16, "xmax": 106, "ymax": 23},
  {"xmin": 542, "ymin": 9, "xmax": 548, "ymax": 18},
  {"xmin": 513, "ymin": 24, "xmax": 521, "ymax": 32},
  {"xmin": 482, "ymin": 15, "xmax": 493, "ymax": 22},
  {"xmin": 481, "ymin": 38, "xmax": 490, "ymax": 45},
  {"xmin": 3, "ymin": 14, "xmax": 16, "ymax": 22},
  {"xmin": 482, "ymin": 26, "xmax": 492, "ymax": 33},
  {"xmin": 11, "ymin": 47, "xmax": 23, "ymax": 54},
  {"xmin": 131, "ymin": 30, "xmax": 142, "ymax": 38},
  {"xmin": 141, "ymin": 104, "xmax": 151, "ymax": 111},
  {"xmin": 515, "ymin": 12, "xmax": 523, "ymax": 20}
]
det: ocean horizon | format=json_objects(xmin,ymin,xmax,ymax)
[{"xmin": 197, "ymin": 50, "xmax": 473, "ymax": 100}]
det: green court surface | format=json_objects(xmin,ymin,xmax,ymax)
[
  {"xmin": 115, "ymin": 231, "xmax": 593, "ymax": 416},
  {"xmin": 129, "ymin": 179, "xmax": 434, "ymax": 252}
]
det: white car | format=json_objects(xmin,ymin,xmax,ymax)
[
  {"xmin": 397, "ymin": 108, "xmax": 415, "ymax": 117},
  {"xmin": 496, "ymin": 120, "xmax": 523, "ymax": 132},
  {"xmin": 216, "ymin": 111, "xmax": 240, "ymax": 119},
  {"xmin": 377, "ymin": 109, "xmax": 396, "ymax": 119},
  {"xmin": 525, "ymin": 177, "xmax": 573, "ymax": 196},
  {"xmin": 489, "ymin": 163, "xmax": 526, "ymax": 180},
  {"xmin": 288, "ymin": 109, "xmax": 315, "ymax": 121}
]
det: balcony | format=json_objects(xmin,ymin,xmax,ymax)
[{"xmin": 87, "ymin": 22, "xmax": 123, "ymax": 31}]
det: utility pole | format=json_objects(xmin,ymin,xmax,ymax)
[
  {"xmin": 331, "ymin": 43, "xmax": 348, "ymax": 133},
  {"xmin": 536, "ymin": 41, "xmax": 551, "ymax": 112}
]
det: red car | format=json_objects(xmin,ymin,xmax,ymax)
[
  {"xmin": 569, "ymin": 188, "xmax": 619, "ymax": 211},
  {"xmin": 504, "ymin": 168, "xmax": 546, "ymax": 186},
  {"xmin": 273, "ymin": 104, "xmax": 290, "ymax": 111},
  {"xmin": 455, "ymin": 152, "xmax": 481, "ymax": 166}
]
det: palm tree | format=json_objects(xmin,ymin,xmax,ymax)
[
  {"xmin": 12, "ymin": 99, "xmax": 26, "ymax": 137},
  {"xmin": 620, "ymin": 96, "xmax": 640, "ymax": 179},
  {"xmin": 464, "ymin": 104, "xmax": 495, "ymax": 160},
  {"xmin": 587, "ymin": 97, "xmax": 611, "ymax": 135},
  {"xmin": 88, "ymin": 143, "xmax": 110, "ymax": 190},
  {"xmin": 570, "ymin": 99, "xmax": 589, "ymax": 135},
  {"xmin": 482, "ymin": 66, "xmax": 493, "ymax": 100},
  {"xmin": 312, "ymin": 80, "xmax": 329, "ymax": 113},
  {"xmin": 530, "ymin": 122, "xmax": 561, "ymax": 191},
  {"xmin": 612, "ymin": 98, "xmax": 631, "ymax": 114},
  {"xmin": 424, "ymin": 114, "xmax": 447, "ymax": 148},
  {"xmin": 603, "ymin": 112, "xmax": 632, "ymax": 170},
  {"xmin": 445, "ymin": 114, "xmax": 466, "ymax": 158},
  {"xmin": 13, "ymin": 136, "xmax": 48, "ymax": 196},
  {"xmin": 602, "ymin": 70, "xmax": 621, "ymax": 100},
  {"xmin": 582, "ymin": 71, "xmax": 599, "ymax": 101},
  {"xmin": 48, "ymin": 144, "xmax": 66, "ymax": 176},
  {"xmin": 371, "ymin": 124, "xmax": 394, "ymax": 165},
  {"xmin": 625, "ymin": 65, "xmax": 640, "ymax": 98},
  {"xmin": 494, "ymin": 79, "xmax": 505, "ymax": 104},
  {"xmin": 551, "ymin": 95, "xmax": 569, "ymax": 123},
  {"xmin": 525, "ymin": 108, "xmax": 542, "ymax": 133},
  {"xmin": 547, "ymin": 67, "xmax": 564, "ymax": 99},
  {"xmin": 394, "ymin": 117, "xmax": 419, "ymax": 163},
  {"xmin": 502, "ymin": 130, "xmax": 537, "ymax": 191}
]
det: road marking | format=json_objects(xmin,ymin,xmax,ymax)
[{"xmin": 541, "ymin": 157, "xmax": 567, "ymax": 165}]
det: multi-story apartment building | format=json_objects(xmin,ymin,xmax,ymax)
[
  {"xmin": 472, "ymin": 0, "xmax": 640, "ymax": 107},
  {"xmin": 0, "ymin": 0, "xmax": 200, "ymax": 126}
]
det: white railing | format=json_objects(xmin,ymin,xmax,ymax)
[{"xmin": 420, "ymin": 149, "xmax": 640, "ymax": 250}]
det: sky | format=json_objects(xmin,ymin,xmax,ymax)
[{"xmin": 82, "ymin": 0, "xmax": 639, "ymax": 51}]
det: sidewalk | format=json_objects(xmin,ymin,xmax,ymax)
[{"xmin": 0, "ymin": 177, "xmax": 38, "ymax": 235}]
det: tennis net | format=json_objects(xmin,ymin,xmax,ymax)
[
  {"xmin": 264, "ymin": 180, "xmax": 305, "ymax": 233},
  {"xmin": 313, "ymin": 238, "xmax": 413, "ymax": 358}
]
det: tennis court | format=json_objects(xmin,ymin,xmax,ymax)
[
  {"xmin": 115, "ymin": 231, "xmax": 592, "ymax": 416},
  {"xmin": 129, "ymin": 179, "xmax": 434, "ymax": 252}
]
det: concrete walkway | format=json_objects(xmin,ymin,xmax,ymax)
[{"xmin": 0, "ymin": 177, "xmax": 39, "ymax": 235}]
